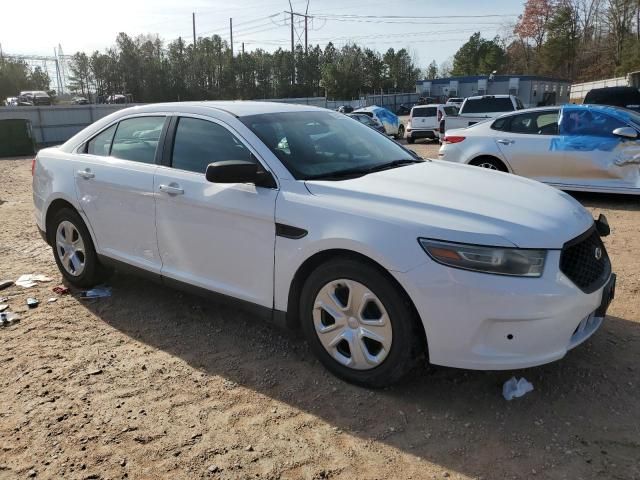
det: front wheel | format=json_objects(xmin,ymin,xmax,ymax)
[
  {"xmin": 395, "ymin": 125, "xmax": 405, "ymax": 140},
  {"xmin": 300, "ymin": 258, "xmax": 423, "ymax": 387}
]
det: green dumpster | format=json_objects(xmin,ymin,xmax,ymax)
[{"xmin": 0, "ymin": 119, "xmax": 36, "ymax": 157}]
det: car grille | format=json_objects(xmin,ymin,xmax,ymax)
[{"xmin": 560, "ymin": 227, "xmax": 611, "ymax": 294}]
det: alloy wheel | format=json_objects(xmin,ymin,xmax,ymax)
[{"xmin": 55, "ymin": 220, "xmax": 86, "ymax": 277}]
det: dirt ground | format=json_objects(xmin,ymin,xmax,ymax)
[{"xmin": 1, "ymin": 152, "xmax": 639, "ymax": 480}]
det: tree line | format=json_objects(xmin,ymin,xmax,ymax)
[
  {"xmin": 62, "ymin": 33, "xmax": 420, "ymax": 103},
  {"xmin": 427, "ymin": 0, "xmax": 640, "ymax": 83},
  {"xmin": 0, "ymin": 59, "xmax": 52, "ymax": 100}
]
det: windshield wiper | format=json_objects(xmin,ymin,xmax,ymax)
[{"xmin": 305, "ymin": 158, "xmax": 424, "ymax": 181}]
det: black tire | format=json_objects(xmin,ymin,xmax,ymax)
[
  {"xmin": 300, "ymin": 258, "xmax": 424, "ymax": 387},
  {"xmin": 407, "ymin": 137, "xmax": 415, "ymax": 144},
  {"xmin": 395, "ymin": 125, "xmax": 405, "ymax": 140},
  {"xmin": 469, "ymin": 156, "xmax": 508, "ymax": 172},
  {"xmin": 49, "ymin": 207, "xmax": 106, "ymax": 288}
]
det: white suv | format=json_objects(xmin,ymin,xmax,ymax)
[
  {"xmin": 33, "ymin": 102, "xmax": 615, "ymax": 387},
  {"xmin": 405, "ymin": 104, "xmax": 458, "ymax": 144}
]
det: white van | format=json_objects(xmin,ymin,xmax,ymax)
[{"xmin": 405, "ymin": 104, "xmax": 459, "ymax": 144}]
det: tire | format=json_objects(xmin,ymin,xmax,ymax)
[
  {"xmin": 469, "ymin": 156, "xmax": 508, "ymax": 172},
  {"xmin": 395, "ymin": 125, "xmax": 405, "ymax": 140},
  {"xmin": 300, "ymin": 258, "xmax": 423, "ymax": 387},
  {"xmin": 49, "ymin": 207, "xmax": 106, "ymax": 288},
  {"xmin": 407, "ymin": 137, "xmax": 415, "ymax": 144}
]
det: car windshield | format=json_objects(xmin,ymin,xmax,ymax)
[{"xmin": 241, "ymin": 111, "xmax": 419, "ymax": 180}]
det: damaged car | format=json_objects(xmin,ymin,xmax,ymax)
[
  {"xmin": 439, "ymin": 104, "xmax": 640, "ymax": 195},
  {"xmin": 33, "ymin": 102, "xmax": 616, "ymax": 387}
]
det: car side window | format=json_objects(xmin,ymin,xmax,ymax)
[
  {"xmin": 561, "ymin": 109, "xmax": 627, "ymax": 137},
  {"xmin": 171, "ymin": 117, "xmax": 253, "ymax": 173},
  {"xmin": 86, "ymin": 124, "xmax": 117, "ymax": 156},
  {"xmin": 110, "ymin": 116, "xmax": 165, "ymax": 164},
  {"xmin": 491, "ymin": 116, "xmax": 511, "ymax": 131}
]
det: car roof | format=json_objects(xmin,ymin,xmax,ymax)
[
  {"xmin": 412, "ymin": 104, "xmax": 447, "ymax": 108},
  {"xmin": 111, "ymin": 101, "xmax": 327, "ymax": 117},
  {"xmin": 465, "ymin": 95, "xmax": 513, "ymax": 100},
  {"xmin": 353, "ymin": 105, "xmax": 388, "ymax": 113},
  {"xmin": 492, "ymin": 103, "xmax": 637, "ymax": 123}
]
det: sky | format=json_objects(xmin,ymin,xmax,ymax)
[{"xmin": 1, "ymin": 0, "xmax": 522, "ymax": 68}]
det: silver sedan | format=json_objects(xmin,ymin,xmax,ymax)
[{"xmin": 438, "ymin": 104, "xmax": 640, "ymax": 195}]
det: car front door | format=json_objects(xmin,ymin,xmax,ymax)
[
  {"xmin": 154, "ymin": 115, "xmax": 278, "ymax": 308},
  {"xmin": 552, "ymin": 107, "xmax": 640, "ymax": 190},
  {"xmin": 73, "ymin": 115, "xmax": 167, "ymax": 272},
  {"xmin": 493, "ymin": 109, "xmax": 566, "ymax": 182}
]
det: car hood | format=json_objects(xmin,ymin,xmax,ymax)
[{"xmin": 305, "ymin": 160, "xmax": 594, "ymax": 249}]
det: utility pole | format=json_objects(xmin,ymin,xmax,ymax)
[
  {"xmin": 242, "ymin": 42, "xmax": 245, "ymax": 56},
  {"xmin": 304, "ymin": 0, "xmax": 309, "ymax": 54},
  {"xmin": 230, "ymin": 18, "xmax": 234, "ymax": 58},
  {"xmin": 192, "ymin": 12, "xmax": 196, "ymax": 47},
  {"xmin": 289, "ymin": 1, "xmax": 294, "ymax": 85}
]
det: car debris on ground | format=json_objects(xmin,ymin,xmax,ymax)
[
  {"xmin": 26, "ymin": 297, "xmax": 39, "ymax": 308},
  {"xmin": 80, "ymin": 285, "xmax": 112, "ymax": 299},
  {"xmin": 52, "ymin": 285, "xmax": 70, "ymax": 295},
  {"xmin": 15, "ymin": 274, "xmax": 52, "ymax": 288},
  {"xmin": 0, "ymin": 311, "xmax": 20, "ymax": 327},
  {"xmin": 0, "ymin": 304, "xmax": 8, "ymax": 312},
  {"xmin": 0, "ymin": 280, "xmax": 13, "ymax": 290},
  {"xmin": 502, "ymin": 377, "xmax": 534, "ymax": 400}
]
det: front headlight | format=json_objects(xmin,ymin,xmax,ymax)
[{"xmin": 419, "ymin": 239, "xmax": 547, "ymax": 277}]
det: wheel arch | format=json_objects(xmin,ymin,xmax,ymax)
[
  {"xmin": 468, "ymin": 154, "xmax": 512, "ymax": 173},
  {"xmin": 44, "ymin": 197, "xmax": 97, "ymax": 249},
  {"xmin": 284, "ymin": 248, "xmax": 428, "ymax": 353}
]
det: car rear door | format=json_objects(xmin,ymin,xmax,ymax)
[
  {"xmin": 493, "ymin": 109, "xmax": 566, "ymax": 182},
  {"xmin": 411, "ymin": 106, "xmax": 437, "ymax": 130},
  {"xmin": 552, "ymin": 106, "xmax": 640, "ymax": 190},
  {"xmin": 73, "ymin": 115, "xmax": 167, "ymax": 272},
  {"xmin": 154, "ymin": 115, "xmax": 278, "ymax": 308}
]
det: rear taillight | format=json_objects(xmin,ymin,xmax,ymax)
[
  {"xmin": 443, "ymin": 135, "xmax": 465, "ymax": 144},
  {"xmin": 31, "ymin": 158, "xmax": 36, "ymax": 176}
]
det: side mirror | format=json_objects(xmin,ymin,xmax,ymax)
[
  {"xmin": 205, "ymin": 160, "xmax": 276, "ymax": 188},
  {"xmin": 612, "ymin": 126, "xmax": 638, "ymax": 139}
]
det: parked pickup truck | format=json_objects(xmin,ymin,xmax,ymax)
[{"xmin": 442, "ymin": 95, "xmax": 524, "ymax": 133}]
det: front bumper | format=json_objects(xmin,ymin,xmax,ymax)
[{"xmin": 393, "ymin": 250, "xmax": 612, "ymax": 370}]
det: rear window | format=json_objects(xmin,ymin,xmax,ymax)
[
  {"xmin": 412, "ymin": 107, "xmax": 437, "ymax": 117},
  {"xmin": 462, "ymin": 97, "xmax": 515, "ymax": 114},
  {"xmin": 584, "ymin": 88, "xmax": 640, "ymax": 107},
  {"xmin": 356, "ymin": 111, "xmax": 373, "ymax": 118},
  {"xmin": 443, "ymin": 106, "xmax": 458, "ymax": 116}
]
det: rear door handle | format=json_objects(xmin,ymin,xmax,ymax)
[
  {"xmin": 497, "ymin": 139, "xmax": 514, "ymax": 145},
  {"xmin": 158, "ymin": 184, "xmax": 184, "ymax": 195},
  {"xmin": 77, "ymin": 169, "xmax": 95, "ymax": 179}
]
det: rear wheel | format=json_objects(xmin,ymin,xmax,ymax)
[
  {"xmin": 49, "ymin": 208, "xmax": 106, "ymax": 288},
  {"xmin": 300, "ymin": 258, "xmax": 423, "ymax": 387},
  {"xmin": 395, "ymin": 124, "xmax": 405, "ymax": 140},
  {"xmin": 469, "ymin": 156, "xmax": 508, "ymax": 172}
]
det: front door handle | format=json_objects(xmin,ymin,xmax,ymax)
[
  {"xmin": 158, "ymin": 184, "xmax": 184, "ymax": 195},
  {"xmin": 497, "ymin": 139, "xmax": 514, "ymax": 145},
  {"xmin": 77, "ymin": 169, "xmax": 95, "ymax": 179}
]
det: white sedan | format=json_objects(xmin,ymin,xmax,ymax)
[
  {"xmin": 33, "ymin": 102, "xmax": 615, "ymax": 387},
  {"xmin": 438, "ymin": 104, "xmax": 640, "ymax": 195}
]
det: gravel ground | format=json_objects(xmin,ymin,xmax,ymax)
[{"xmin": 1, "ymin": 156, "xmax": 639, "ymax": 480}]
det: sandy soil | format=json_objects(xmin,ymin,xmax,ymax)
[{"xmin": 1, "ymin": 154, "xmax": 639, "ymax": 480}]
